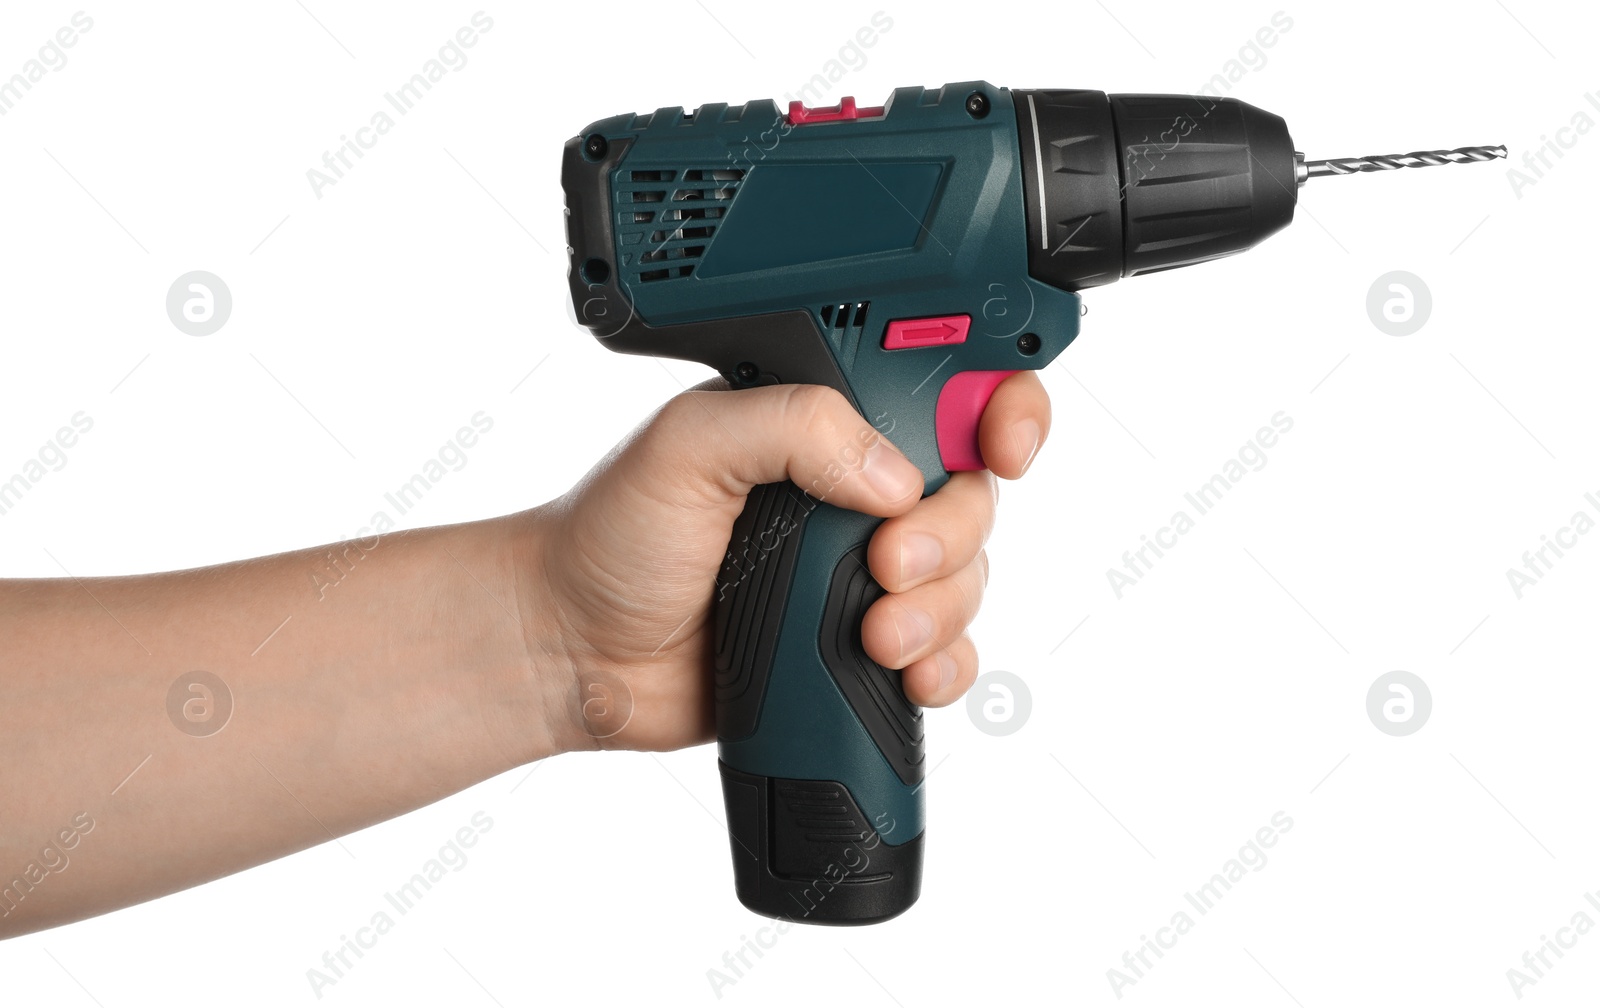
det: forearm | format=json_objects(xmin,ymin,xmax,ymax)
[{"xmin": 0, "ymin": 510, "xmax": 572, "ymax": 938}]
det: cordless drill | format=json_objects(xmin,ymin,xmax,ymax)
[{"xmin": 560, "ymin": 82, "xmax": 1501, "ymax": 924}]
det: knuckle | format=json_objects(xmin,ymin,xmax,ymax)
[
  {"xmin": 783, "ymin": 384, "xmax": 844, "ymax": 434},
  {"xmin": 963, "ymin": 561, "xmax": 987, "ymax": 612},
  {"xmin": 656, "ymin": 389, "xmax": 707, "ymax": 435},
  {"xmin": 939, "ymin": 581, "xmax": 980, "ymax": 645}
]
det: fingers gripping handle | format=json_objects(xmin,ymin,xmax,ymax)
[{"xmin": 713, "ymin": 482, "xmax": 925, "ymax": 924}]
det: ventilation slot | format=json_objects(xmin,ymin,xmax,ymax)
[
  {"xmin": 648, "ymin": 225, "xmax": 714, "ymax": 242},
  {"xmin": 662, "ymin": 206, "xmax": 723, "ymax": 221},
  {"xmin": 820, "ymin": 301, "xmax": 871, "ymax": 333},
  {"xmin": 640, "ymin": 245, "xmax": 705, "ymax": 263},
  {"xmin": 619, "ymin": 165, "xmax": 745, "ymax": 282},
  {"xmin": 640, "ymin": 265, "xmax": 695, "ymax": 282}
]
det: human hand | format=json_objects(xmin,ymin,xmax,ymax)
[
  {"xmin": 0, "ymin": 373, "xmax": 1048, "ymax": 935},
  {"xmin": 519, "ymin": 374, "xmax": 1051, "ymax": 753}
]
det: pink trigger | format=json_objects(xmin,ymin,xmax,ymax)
[{"xmin": 934, "ymin": 370, "xmax": 1016, "ymax": 472}]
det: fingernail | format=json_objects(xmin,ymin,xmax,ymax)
[
  {"xmin": 899, "ymin": 532, "xmax": 943, "ymax": 586},
  {"xmin": 862, "ymin": 440, "xmax": 922, "ymax": 503},
  {"xmin": 1011, "ymin": 418, "xmax": 1042, "ymax": 475},
  {"xmin": 935, "ymin": 650, "xmax": 957, "ymax": 691},
  {"xmin": 891, "ymin": 606, "xmax": 933, "ymax": 664}
]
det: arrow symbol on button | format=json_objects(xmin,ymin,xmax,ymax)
[{"xmin": 883, "ymin": 314, "xmax": 971, "ymax": 350}]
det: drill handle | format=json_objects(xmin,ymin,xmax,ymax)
[{"xmin": 713, "ymin": 481, "xmax": 924, "ymax": 924}]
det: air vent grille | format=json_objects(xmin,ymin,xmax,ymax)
[{"xmin": 615, "ymin": 166, "xmax": 745, "ymax": 282}]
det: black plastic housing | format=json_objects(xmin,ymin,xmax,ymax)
[
  {"xmin": 719, "ymin": 762, "xmax": 922, "ymax": 925},
  {"xmin": 1012, "ymin": 89, "xmax": 1299, "ymax": 290}
]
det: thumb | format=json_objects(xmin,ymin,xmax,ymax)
[{"xmin": 631, "ymin": 383, "xmax": 925, "ymax": 517}]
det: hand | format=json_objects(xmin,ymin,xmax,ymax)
[
  {"xmin": 0, "ymin": 373, "xmax": 1048, "ymax": 936},
  {"xmin": 520, "ymin": 374, "xmax": 1052, "ymax": 753}
]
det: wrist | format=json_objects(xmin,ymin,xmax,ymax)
[
  {"xmin": 500, "ymin": 505, "xmax": 603, "ymax": 760},
  {"xmin": 419, "ymin": 510, "xmax": 586, "ymax": 770}
]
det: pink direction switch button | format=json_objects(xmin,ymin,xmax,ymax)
[{"xmin": 883, "ymin": 314, "xmax": 970, "ymax": 350}]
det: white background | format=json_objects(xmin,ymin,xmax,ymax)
[{"xmin": 1, "ymin": 1, "xmax": 1594, "ymax": 1005}]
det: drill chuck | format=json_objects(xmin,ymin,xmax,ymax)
[
  {"xmin": 1011, "ymin": 90, "xmax": 1506, "ymax": 291},
  {"xmin": 1013, "ymin": 90, "xmax": 1298, "ymax": 290}
]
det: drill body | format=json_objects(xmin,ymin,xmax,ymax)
[
  {"xmin": 561, "ymin": 80, "xmax": 1489, "ymax": 923},
  {"xmin": 565, "ymin": 82, "xmax": 1096, "ymax": 924}
]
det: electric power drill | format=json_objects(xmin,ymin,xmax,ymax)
[{"xmin": 560, "ymin": 82, "xmax": 1502, "ymax": 924}]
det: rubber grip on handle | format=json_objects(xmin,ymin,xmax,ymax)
[{"xmin": 714, "ymin": 481, "xmax": 925, "ymax": 924}]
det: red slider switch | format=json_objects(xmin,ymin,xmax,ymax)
[{"xmin": 785, "ymin": 96, "xmax": 886, "ymax": 125}]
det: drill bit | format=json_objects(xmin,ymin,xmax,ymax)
[{"xmin": 1294, "ymin": 145, "xmax": 1506, "ymax": 184}]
